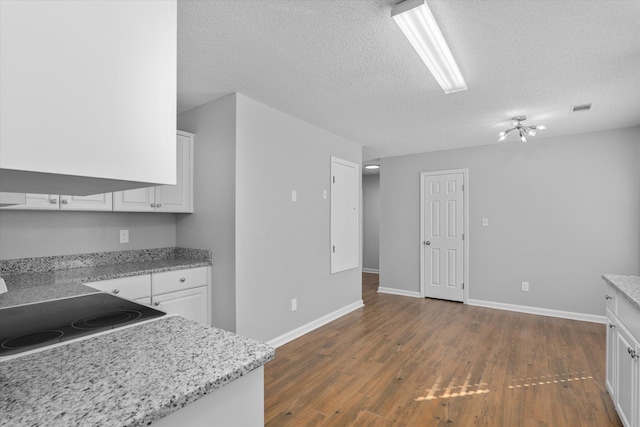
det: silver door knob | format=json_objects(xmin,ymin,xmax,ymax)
[
  {"xmin": 113, "ymin": 289, "xmax": 120, "ymax": 294},
  {"xmin": 180, "ymin": 278, "xmax": 186, "ymax": 283},
  {"xmin": 606, "ymin": 295, "xmax": 613, "ymax": 300},
  {"xmin": 154, "ymin": 301, "xmax": 160, "ymax": 306},
  {"xmin": 424, "ymin": 241, "xmax": 431, "ymax": 245}
]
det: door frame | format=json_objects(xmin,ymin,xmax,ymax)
[{"xmin": 419, "ymin": 168, "xmax": 469, "ymax": 302}]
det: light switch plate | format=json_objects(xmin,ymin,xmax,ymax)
[
  {"xmin": 291, "ymin": 190, "xmax": 297, "ymax": 202},
  {"xmin": 482, "ymin": 218, "xmax": 489, "ymax": 227}
]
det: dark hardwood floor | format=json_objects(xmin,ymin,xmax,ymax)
[{"xmin": 264, "ymin": 273, "xmax": 622, "ymax": 426}]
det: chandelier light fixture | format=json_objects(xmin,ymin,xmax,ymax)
[
  {"xmin": 498, "ymin": 116, "xmax": 546, "ymax": 143},
  {"xmin": 391, "ymin": 0, "xmax": 467, "ymax": 94}
]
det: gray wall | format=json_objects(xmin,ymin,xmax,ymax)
[
  {"xmin": 363, "ymin": 174, "xmax": 380, "ymax": 271},
  {"xmin": 380, "ymin": 126, "xmax": 640, "ymax": 317},
  {"xmin": 0, "ymin": 211, "xmax": 176, "ymax": 259},
  {"xmin": 176, "ymin": 94, "xmax": 237, "ymax": 332},
  {"xmin": 235, "ymin": 94, "xmax": 362, "ymax": 342}
]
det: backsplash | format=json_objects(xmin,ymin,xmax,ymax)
[{"xmin": 0, "ymin": 247, "xmax": 212, "ymax": 276}]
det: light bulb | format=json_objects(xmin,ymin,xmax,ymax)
[
  {"xmin": 537, "ymin": 125, "xmax": 546, "ymax": 130},
  {"xmin": 528, "ymin": 129, "xmax": 536, "ymax": 136},
  {"xmin": 498, "ymin": 135, "xmax": 506, "ymax": 142},
  {"xmin": 512, "ymin": 119, "xmax": 520, "ymax": 126},
  {"xmin": 499, "ymin": 131, "xmax": 506, "ymax": 137},
  {"xmin": 521, "ymin": 135, "xmax": 527, "ymax": 143}
]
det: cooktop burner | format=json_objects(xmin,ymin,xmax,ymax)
[{"xmin": 0, "ymin": 293, "xmax": 165, "ymax": 357}]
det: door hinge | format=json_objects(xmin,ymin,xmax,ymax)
[
  {"xmin": 461, "ymin": 184, "xmax": 464, "ymax": 191},
  {"xmin": 461, "ymin": 233, "xmax": 464, "ymax": 241},
  {"xmin": 462, "ymin": 282, "xmax": 465, "ymax": 289},
  {"xmin": 332, "ymin": 245, "xmax": 336, "ymax": 253},
  {"xmin": 332, "ymin": 176, "xmax": 336, "ymax": 183}
]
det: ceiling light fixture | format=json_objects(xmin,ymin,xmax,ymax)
[
  {"xmin": 391, "ymin": 0, "xmax": 467, "ymax": 94},
  {"xmin": 364, "ymin": 164, "xmax": 380, "ymax": 170},
  {"xmin": 498, "ymin": 116, "xmax": 546, "ymax": 143}
]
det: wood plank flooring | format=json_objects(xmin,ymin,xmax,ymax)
[{"xmin": 264, "ymin": 273, "xmax": 622, "ymax": 426}]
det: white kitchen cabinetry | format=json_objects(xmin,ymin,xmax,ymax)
[
  {"xmin": 151, "ymin": 267, "xmax": 209, "ymax": 325},
  {"xmin": 0, "ymin": 0, "xmax": 177, "ymax": 195},
  {"xmin": 85, "ymin": 266, "xmax": 210, "ymax": 326},
  {"xmin": 1, "ymin": 193, "xmax": 113, "ymax": 211},
  {"xmin": 605, "ymin": 282, "xmax": 640, "ymax": 427},
  {"xmin": 113, "ymin": 132, "xmax": 194, "ymax": 213}
]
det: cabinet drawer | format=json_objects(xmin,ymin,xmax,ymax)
[
  {"xmin": 618, "ymin": 295, "xmax": 640, "ymax": 341},
  {"xmin": 153, "ymin": 267, "xmax": 208, "ymax": 295},
  {"xmin": 85, "ymin": 275, "xmax": 151, "ymax": 300},
  {"xmin": 605, "ymin": 284, "xmax": 617, "ymax": 314}
]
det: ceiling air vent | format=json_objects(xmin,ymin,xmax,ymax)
[{"xmin": 570, "ymin": 103, "xmax": 592, "ymax": 113}]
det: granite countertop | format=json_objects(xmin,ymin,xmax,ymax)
[
  {"xmin": 602, "ymin": 274, "xmax": 640, "ymax": 311},
  {"xmin": 0, "ymin": 248, "xmax": 212, "ymax": 309},
  {"xmin": 0, "ymin": 315, "xmax": 275, "ymax": 426},
  {"xmin": 0, "ymin": 248, "xmax": 275, "ymax": 426}
]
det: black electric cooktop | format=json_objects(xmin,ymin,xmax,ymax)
[{"xmin": 0, "ymin": 293, "xmax": 166, "ymax": 357}]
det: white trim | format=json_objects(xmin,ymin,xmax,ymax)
[
  {"xmin": 467, "ymin": 298, "xmax": 606, "ymax": 324},
  {"xmin": 420, "ymin": 169, "xmax": 469, "ymax": 303},
  {"xmin": 363, "ymin": 268, "xmax": 379, "ymax": 274},
  {"xmin": 267, "ymin": 300, "xmax": 364, "ymax": 348},
  {"xmin": 377, "ymin": 287, "xmax": 422, "ymax": 298}
]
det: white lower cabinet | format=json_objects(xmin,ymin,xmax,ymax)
[
  {"xmin": 85, "ymin": 266, "xmax": 211, "ymax": 326},
  {"xmin": 605, "ymin": 282, "xmax": 640, "ymax": 427},
  {"xmin": 152, "ymin": 286, "xmax": 208, "ymax": 326}
]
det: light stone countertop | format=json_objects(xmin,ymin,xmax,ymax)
[
  {"xmin": 602, "ymin": 274, "xmax": 640, "ymax": 311},
  {"xmin": 0, "ymin": 248, "xmax": 275, "ymax": 426},
  {"xmin": 0, "ymin": 250, "xmax": 211, "ymax": 309},
  {"xmin": 0, "ymin": 315, "xmax": 275, "ymax": 426}
]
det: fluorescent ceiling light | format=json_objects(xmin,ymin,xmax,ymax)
[
  {"xmin": 364, "ymin": 164, "xmax": 380, "ymax": 170},
  {"xmin": 392, "ymin": 0, "xmax": 467, "ymax": 94}
]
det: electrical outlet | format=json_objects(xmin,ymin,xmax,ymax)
[
  {"xmin": 291, "ymin": 298, "xmax": 297, "ymax": 311},
  {"xmin": 522, "ymin": 281, "xmax": 529, "ymax": 292},
  {"xmin": 119, "ymin": 229, "xmax": 129, "ymax": 244},
  {"xmin": 482, "ymin": 218, "xmax": 489, "ymax": 227},
  {"xmin": 291, "ymin": 190, "xmax": 297, "ymax": 202}
]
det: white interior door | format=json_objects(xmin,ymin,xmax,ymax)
[{"xmin": 421, "ymin": 171, "xmax": 466, "ymax": 302}]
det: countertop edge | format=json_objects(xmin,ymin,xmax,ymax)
[{"xmin": 602, "ymin": 274, "xmax": 640, "ymax": 311}]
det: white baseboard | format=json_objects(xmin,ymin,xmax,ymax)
[
  {"xmin": 267, "ymin": 300, "xmax": 365, "ymax": 348},
  {"xmin": 466, "ymin": 298, "xmax": 606, "ymax": 324},
  {"xmin": 363, "ymin": 268, "xmax": 379, "ymax": 274},
  {"xmin": 377, "ymin": 287, "xmax": 422, "ymax": 298}
]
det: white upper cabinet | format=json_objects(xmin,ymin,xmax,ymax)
[
  {"xmin": 113, "ymin": 132, "xmax": 194, "ymax": 213},
  {"xmin": 0, "ymin": 0, "xmax": 177, "ymax": 195},
  {"xmin": 0, "ymin": 192, "xmax": 26, "ymax": 208},
  {"xmin": 1, "ymin": 193, "xmax": 113, "ymax": 211}
]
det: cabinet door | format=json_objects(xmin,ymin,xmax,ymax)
[
  {"xmin": 152, "ymin": 286, "xmax": 209, "ymax": 326},
  {"xmin": 60, "ymin": 193, "xmax": 113, "ymax": 211},
  {"xmin": 606, "ymin": 317, "xmax": 617, "ymax": 396},
  {"xmin": 112, "ymin": 187, "xmax": 156, "ymax": 212},
  {"xmin": 1, "ymin": 193, "xmax": 59, "ymax": 210},
  {"xmin": 155, "ymin": 132, "xmax": 193, "ymax": 213},
  {"xmin": 615, "ymin": 325, "xmax": 638, "ymax": 427}
]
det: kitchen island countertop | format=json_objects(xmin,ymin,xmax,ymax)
[{"xmin": 0, "ymin": 315, "xmax": 275, "ymax": 426}]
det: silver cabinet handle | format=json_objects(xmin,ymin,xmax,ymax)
[
  {"xmin": 609, "ymin": 323, "xmax": 615, "ymax": 328},
  {"xmin": 154, "ymin": 301, "xmax": 160, "ymax": 306},
  {"xmin": 628, "ymin": 347, "xmax": 638, "ymax": 359},
  {"xmin": 156, "ymin": 203, "xmax": 162, "ymax": 208},
  {"xmin": 50, "ymin": 199, "xmax": 58, "ymax": 204},
  {"xmin": 606, "ymin": 295, "xmax": 613, "ymax": 300},
  {"xmin": 113, "ymin": 289, "xmax": 120, "ymax": 294},
  {"xmin": 424, "ymin": 241, "xmax": 431, "ymax": 245},
  {"xmin": 150, "ymin": 203, "xmax": 156, "ymax": 208},
  {"xmin": 61, "ymin": 199, "xmax": 68, "ymax": 204},
  {"xmin": 180, "ymin": 278, "xmax": 186, "ymax": 283}
]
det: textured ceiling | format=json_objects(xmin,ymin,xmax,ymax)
[{"xmin": 177, "ymin": 0, "xmax": 640, "ymax": 161}]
